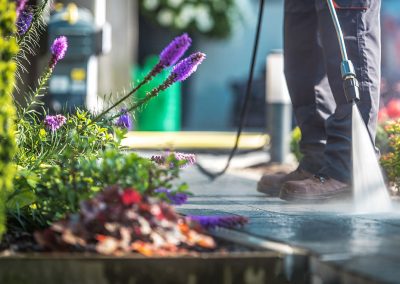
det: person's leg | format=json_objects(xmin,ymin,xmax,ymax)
[
  {"xmin": 316, "ymin": 0, "xmax": 381, "ymax": 183},
  {"xmin": 284, "ymin": 0, "xmax": 336, "ymax": 174},
  {"xmin": 258, "ymin": 0, "xmax": 335, "ymax": 195},
  {"xmin": 280, "ymin": 0, "xmax": 381, "ymax": 201}
]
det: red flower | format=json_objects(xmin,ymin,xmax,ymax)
[
  {"xmin": 387, "ymin": 99, "xmax": 400, "ymax": 119},
  {"xmin": 121, "ymin": 188, "xmax": 142, "ymax": 206}
]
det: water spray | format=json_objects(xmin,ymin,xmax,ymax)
[{"xmin": 326, "ymin": 0, "xmax": 392, "ymax": 212}]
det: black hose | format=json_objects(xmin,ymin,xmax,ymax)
[{"xmin": 196, "ymin": 0, "xmax": 266, "ymax": 180}]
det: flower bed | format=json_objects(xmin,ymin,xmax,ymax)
[{"xmin": 0, "ymin": 0, "xmax": 248, "ymax": 256}]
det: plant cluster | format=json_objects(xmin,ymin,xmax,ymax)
[
  {"xmin": 139, "ymin": 0, "xmax": 238, "ymax": 38},
  {"xmin": 380, "ymin": 120, "xmax": 400, "ymax": 193},
  {"xmin": 0, "ymin": 0, "xmax": 250, "ymax": 255},
  {"xmin": 370, "ymin": 99, "xmax": 400, "ymax": 193},
  {"xmin": 34, "ymin": 185, "xmax": 216, "ymax": 256},
  {"xmin": 3, "ymin": 1, "xmax": 204, "ymax": 236}
]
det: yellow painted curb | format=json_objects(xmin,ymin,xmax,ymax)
[{"xmin": 121, "ymin": 131, "xmax": 269, "ymax": 150}]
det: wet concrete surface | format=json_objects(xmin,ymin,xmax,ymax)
[{"xmin": 177, "ymin": 167, "xmax": 400, "ymax": 283}]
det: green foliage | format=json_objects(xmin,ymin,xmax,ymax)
[
  {"xmin": 375, "ymin": 124, "xmax": 390, "ymax": 155},
  {"xmin": 0, "ymin": 0, "xmax": 18, "ymax": 238},
  {"xmin": 9, "ymin": 147, "xmax": 187, "ymax": 231},
  {"xmin": 380, "ymin": 120, "xmax": 400, "ymax": 193},
  {"xmin": 15, "ymin": 110, "xmax": 116, "ymax": 169},
  {"xmin": 8, "ymin": 104, "xmax": 126, "ymax": 231},
  {"xmin": 290, "ymin": 126, "xmax": 303, "ymax": 162}
]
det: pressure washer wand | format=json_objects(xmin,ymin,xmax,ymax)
[{"xmin": 326, "ymin": 0, "xmax": 360, "ymax": 103}]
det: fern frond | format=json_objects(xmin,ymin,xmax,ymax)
[{"xmin": 17, "ymin": 67, "xmax": 52, "ymax": 120}]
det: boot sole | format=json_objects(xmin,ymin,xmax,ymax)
[
  {"xmin": 280, "ymin": 187, "xmax": 352, "ymax": 202},
  {"xmin": 256, "ymin": 182, "xmax": 281, "ymax": 197}
]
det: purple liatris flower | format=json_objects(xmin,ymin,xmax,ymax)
[
  {"xmin": 154, "ymin": 188, "xmax": 188, "ymax": 205},
  {"xmin": 137, "ymin": 52, "xmax": 206, "ymax": 111},
  {"xmin": 44, "ymin": 114, "xmax": 67, "ymax": 131},
  {"xmin": 16, "ymin": 0, "xmax": 28, "ymax": 17},
  {"xmin": 137, "ymin": 34, "xmax": 192, "ymax": 86},
  {"xmin": 16, "ymin": 10, "xmax": 33, "ymax": 35},
  {"xmin": 49, "ymin": 36, "xmax": 68, "ymax": 68},
  {"xmin": 188, "ymin": 215, "xmax": 248, "ymax": 229},
  {"xmin": 115, "ymin": 109, "xmax": 132, "ymax": 130},
  {"xmin": 151, "ymin": 152, "xmax": 196, "ymax": 168},
  {"xmin": 171, "ymin": 52, "xmax": 206, "ymax": 82},
  {"xmin": 174, "ymin": 152, "xmax": 196, "ymax": 167},
  {"xmin": 169, "ymin": 192, "xmax": 188, "ymax": 205},
  {"xmin": 160, "ymin": 33, "xmax": 192, "ymax": 67}
]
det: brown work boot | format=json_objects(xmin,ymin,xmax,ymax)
[
  {"xmin": 280, "ymin": 175, "xmax": 351, "ymax": 201},
  {"xmin": 257, "ymin": 167, "xmax": 313, "ymax": 197}
]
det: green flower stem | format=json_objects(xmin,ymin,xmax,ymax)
[
  {"xmin": 107, "ymin": 76, "xmax": 175, "ymax": 122},
  {"xmin": 91, "ymin": 81, "xmax": 145, "ymax": 124},
  {"xmin": 91, "ymin": 63, "xmax": 163, "ymax": 124}
]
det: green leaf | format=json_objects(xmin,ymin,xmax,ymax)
[{"xmin": 6, "ymin": 190, "xmax": 36, "ymax": 210}]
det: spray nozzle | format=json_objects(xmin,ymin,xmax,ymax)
[
  {"xmin": 341, "ymin": 60, "xmax": 360, "ymax": 103},
  {"xmin": 343, "ymin": 76, "xmax": 360, "ymax": 103}
]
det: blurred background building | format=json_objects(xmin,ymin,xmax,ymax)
[{"xmin": 23, "ymin": 0, "xmax": 400, "ymax": 131}]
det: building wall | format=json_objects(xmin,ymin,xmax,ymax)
[
  {"xmin": 58, "ymin": 0, "xmax": 137, "ymax": 106},
  {"xmin": 185, "ymin": 1, "xmax": 284, "ymax": 130}
]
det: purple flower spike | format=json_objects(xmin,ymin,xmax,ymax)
[
  {"xmin": 115, "ymin": 109, "xmax": 133, "ymax": 130},
  {"xmin": 172, "ymin": 52, "xmax": 206, "ymax": 82},
  {"xmin": 44, "ymin": 114, "xmax": 67, "ymax": 132},
  {"xmin": 154, "ymin": 188, "xmax": 170, "ymax": 194},
  {"xmin": 173, "ymin": 152, "xmax": 196, "ymax": 168},
  {"xmin": 159, "ymin": 33, "xmax": 192, "ymax": 67},
  {"xmin": 50, "ymin": 36, "xmax": 68, "ymax": 68},
  {"xmin": 151, "ymin": 152, "xmax": 196, "ymax": 168},
  {"xmin": 16, "ymin": 11, "xmax": 33, "ymax": 35},
  {"xmin": 16, "ymin": 0, "xmax": 28, "ymax": 17},
  {"xmin": 189, "ymin": 215, "xmax": 248, "ymax": 229},
  {"xmin": 154, "ymin": 188, "xmax": 188, "ymax": 205},
  {"xmin": 169, "ymin": 192, "xmax": 188, "ymax": 205}
]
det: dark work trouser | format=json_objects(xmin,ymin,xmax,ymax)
[{"xmin": 284, "ymin": 0, "xmax": 381, "ymax": 183}]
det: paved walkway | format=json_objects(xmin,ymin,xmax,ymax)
[{"xmin": 177, "ymin": 165, "xmax": 400, "ymax": 284}]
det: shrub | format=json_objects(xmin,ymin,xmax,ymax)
[
  {"xmin": 139, "ymin": 0, "xmax": 239, "ymax": 38},
  {"xmin": 290, "ymin": 126, "xmax": 303, "ymax": 162},
  {"xmin": 9, "ymin": 146, "xmax": 189, "ymax": 231},
  {"xmin": 0, "ymin": 0, "xmax": 18, "ymax": 237},
  {"xmin": 380, "ymin": 120, "xmax": 400, "ymax": 192},
  {"xmin": 34, "ymin": 185, "xmax": 216, "ymax": 256}
]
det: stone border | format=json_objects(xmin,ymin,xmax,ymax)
[{"xmin": 0, "ymin": 252, "xmax": 288, "ymax": 284}]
